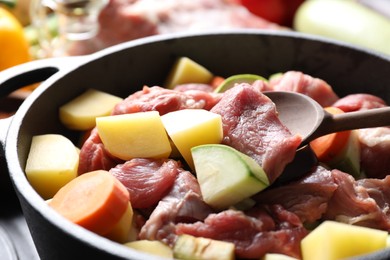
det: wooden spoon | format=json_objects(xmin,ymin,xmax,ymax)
[
  {"xmin": 264, "ymin": 91, "xmax": 390, "ymax": 147},
  {"xmin": 264, "ymin": 91, "xmax": 390, "ymax": 185}
]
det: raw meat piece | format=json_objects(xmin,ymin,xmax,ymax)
[
  {"xmin": 254, "ymin": 165, "xmax": 337, "ymax": 223},
  {"xmin": 325, "ymin": 170, "xmax": 390, "ymax": 231},
  {"xmin": 332, "ymin": 93, "xmax": 386, "ymax": 112},
  {"xmin": 78, "ymin": 128, "xmax": 122, "ymax": 174},
  {"xmin": 358, "ymin": 127, "xmax": 390, "ymax": 178},
  {"xmin": 112, "ymin": 86, "xmax": 221, "ymax": 115},
  {"xmin": 269, "ymin": 71, "xmax": 339, "ymax": 107},
  {"xmin": 139, "ymin": 170, "xmax": 213, "ymax": 245},
  {"xmin": 211, "ymin": 83, "xmax": 302, "ymax": 183},
  {"xmin": 176, "ymin": 205, "xmax": 307, "ymax": 259},
  {"xmin": 109, "ymin": 158, "xmax": 180, "ymax": 208}
]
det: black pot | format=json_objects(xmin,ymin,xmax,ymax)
[{"xmin": 1, "ymin": 30, "xmax": 390, "ymax": 259}]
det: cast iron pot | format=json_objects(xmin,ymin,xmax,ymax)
[{"xmin": 1, "ymin": 30, "xmax": 390, "ymax": 259}]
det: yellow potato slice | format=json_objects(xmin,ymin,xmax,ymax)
[
  {"xmin": 161, "ymin": 109, "xmax": 223, "ymax": 169},
  {"xmin": 96, "ymin": 111, "xmax": 172, "ymax": 160},
  {"xmin": 301, "ymin": 220, "xmax": 387, "ymax": 260},
  {"xmin": 59, "ymin": 89, "xmax": 123, "ymax": 130},
  {"xmin": 173, "ymin": 234, "xmax": 235, "ymax": 260},
  {"xmin": 125, "ymin": 240, "xmax": 173, "ymax": 258},
  {"xmin": 164, "ymin": 57, "xmax": 213, "ymax": 89},
  {"xmin": 104, "ymin": 202, "xmax": 133, "ymax": 243},
  {"xmin": 25, "ymin": 134, "xmax": 79, "ymax": 199}
]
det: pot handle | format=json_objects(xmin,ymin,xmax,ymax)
[
  {"xmin": 0, "ymin": 117, "xmax": 15, "ymax": 196},
  {"xmin": 0, "ymin": 56, "xmax": 84, "ymax": 97},
  {"xmin": 0, "ymin": 56, "xmax": 84, "ymax": 152}
]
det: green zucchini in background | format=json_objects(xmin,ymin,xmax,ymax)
[{"xmin": 293, "ymin": 0, "xmax": 390, "ymax": 56}]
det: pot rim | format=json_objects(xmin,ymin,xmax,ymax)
[{"xmin": 4, "ymin": 29, "xmax": 390, "ymax": 259}]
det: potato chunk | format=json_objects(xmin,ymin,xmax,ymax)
[
  {"xmin": 125, "ymin": 240, "xmax": 173, "ymax": 258},
  {"xmin": 173, "ymin": 234, "xmax": 235, "ymax": 260},
  {"xmin": 301, "ymin": 221, "xmax": 387, "ymax": 260},
  {"xmin": 104, "ymin": 202, "xmax": 133, "ymax": 243},
  {"xmin": 96, "ymin": 111, "xmax": 172, "ymax": 160},
  {"xmin": 25, "ymin": 134, "xmax": 79, "ymax": 199},
  {"xmin": 262, "ymin": 254, "xmax": 298, "ymax": 260},
  {"xmin": 161, "ymin": 109, "xmax": 223, "ymax": 169},
  {"xmin": 59, "ymin": 89, "xmax": 123, "ymax": 130},
  {"xmin": 164, "ymin": 57, "xmax": 213, "ymax": 89}
]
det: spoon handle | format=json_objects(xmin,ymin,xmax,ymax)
[
  {"xmin": 332, "ymin": 106, "xmax": 390, "ymax": 131},
  {"xmin": 306, "ymin": 106, "xmax": 390, "ymax": 144}
]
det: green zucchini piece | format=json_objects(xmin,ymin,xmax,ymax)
[
  {"xmin": 214, "ymin": 74, "xmax": 267, "ymax": 93},
  {"xmin": 326, "ymin": 130, "xmax": 361, "ymax": 178},
  {"xmin": 173, "ymin": 234, "xmax": 235, "ymax": 260},
  {"xmin": 191, "ymin": 144, "xmax": 269, "ymax": 210}
]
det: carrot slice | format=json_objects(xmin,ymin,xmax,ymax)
[
  {"xmin": 210, "ymin": 76, "xmax": 225, "ymax": 89},
  {"xmin": 49, "ymin": 170, "xmax": 130, "ymax": 235},
  {"xmin": 309, "ymin": 107, "xmax": 351, "ymax": 162}
]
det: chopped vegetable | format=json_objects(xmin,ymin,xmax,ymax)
[
  {"xmin": 125, "ymin": 240, "xmax": 173, "ymax": 258},
  {"xmin": 262, "ymin": 253, "xmax": 298, "ymax": 260},
  {"xmin": 192, "ymin": 144, "xmax": 269, "ymax": 209},
  {"xmin": 327, "ymin": 130, "xmax": 361, "ymax": 178},
  {"xmin": 0, "ymin": 6, "xmax": 30, "ymax": 71},
  {"xmin": 164, "ymin": 57, "xmax": 213, "ymax": 89},
  {"xmin": 104, "ymin": 202, "xmax": 133, "ymax": 243},
  {"xmin": 173, "ymin": 234, "xmax": 235, "ymax": 260},
  {"xmin": 59, "ymin": 89, "xmax": 123, "ymax": 131},
  {"xmin": 294, "ymin": 0, "xmax": 390, "ymax": 56},
  {"xmin": 25, "ymin": 134, "xmax": 79, "ymax": 199},
  {"xmin": 310, "ymin": 107, "xmax": 351, "ymax": 161},
  {"xmin": 310, "ymin": 107, "xmax": 361, "ymax": 177},
  {"xmin": 0, "ymin": 0, "xmax": 31, "ymax": 25},
  {"xmin": 301, "ymin": 220, "xmax": 388, "ymax": 260},
  {"xmin": 161, "ymin": 109, "xmax": 223, "ymax": 169},
  {"xmin": 96, "ymin": 111, "xmax": 172, "ymax": 160},
  {"xmin": 210, "ymin": 76, "xmax": 225, "ymax": 88},
  {"xmin": 49, "ymin": 170, "xmax": 130, "ymax": 235},
  {"xmin": 214, "ymin": 73, "xmax": 267, "ymax": 93}
]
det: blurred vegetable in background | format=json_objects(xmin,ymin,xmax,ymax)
[
  {"xmin": 1, "ymin": 0, "xmax": 390, "ymax": 69},
  {"xmin": 234, "ymin": 0, "xmax": 304, "ymax": 27},
  {"xmin": 0, "ymin": 0, "xmax": 31, "ymax": 25},
  {"xmin": 0, "ymin": 5, "xmax": 31, "ymax": 71},
  {"xmin": 293, "ymin": 0, "xmax": 390, "ymax": 56},
  {"xmin": 231, "ymin": 0, "xmax": 390, "ymax": 56}
]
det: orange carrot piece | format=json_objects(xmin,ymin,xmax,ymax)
[
  {"xmin": 210, "ymin": 76, "xmax": 225, "ymax": 89},
  {"xmin": 49, "ymin": 170, "xmax": 130, "ymax": 235},
  {"xmin": 310, "ymin": 107, "xmax": 351, "ymax": 162}
]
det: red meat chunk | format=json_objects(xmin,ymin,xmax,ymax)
[
  {"xmin": 211, "ymin": 83, "xmax": 302, "ymax": 183},
  {"xmin": 112, "ymin": 86, "xmax": 221, "ymax": 115},
  {"xmin": 358, "ymin": 127, "xmax": 390, "ymax": 179},
  {"xmin": 139, "ymin": 170, "xmax": 213, "ymax": 245},
  {"xmin": 176, "ymin": 205, "xmax": 307, "ymax": 259},
  {"xmin": 332, "ymin": 93, "xmax": 386, "ymax": 112},
  {"xmin": 254, "ymin": 165, "xmax": 338, "ymax": 223},
  {"xmin": 77, "ymin": 128, "xmax": 123, "ymax": 174},
  {"xmin": 269, "ymin": 71, "xmax": 339, "ymax": 107},
  {"xmin": 109, "ymin": 158, "xmax": 181, "ymax": 208},
  {"xmin": 325, "ymin": 170, "xmax": 390, "ymax": 231}
]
